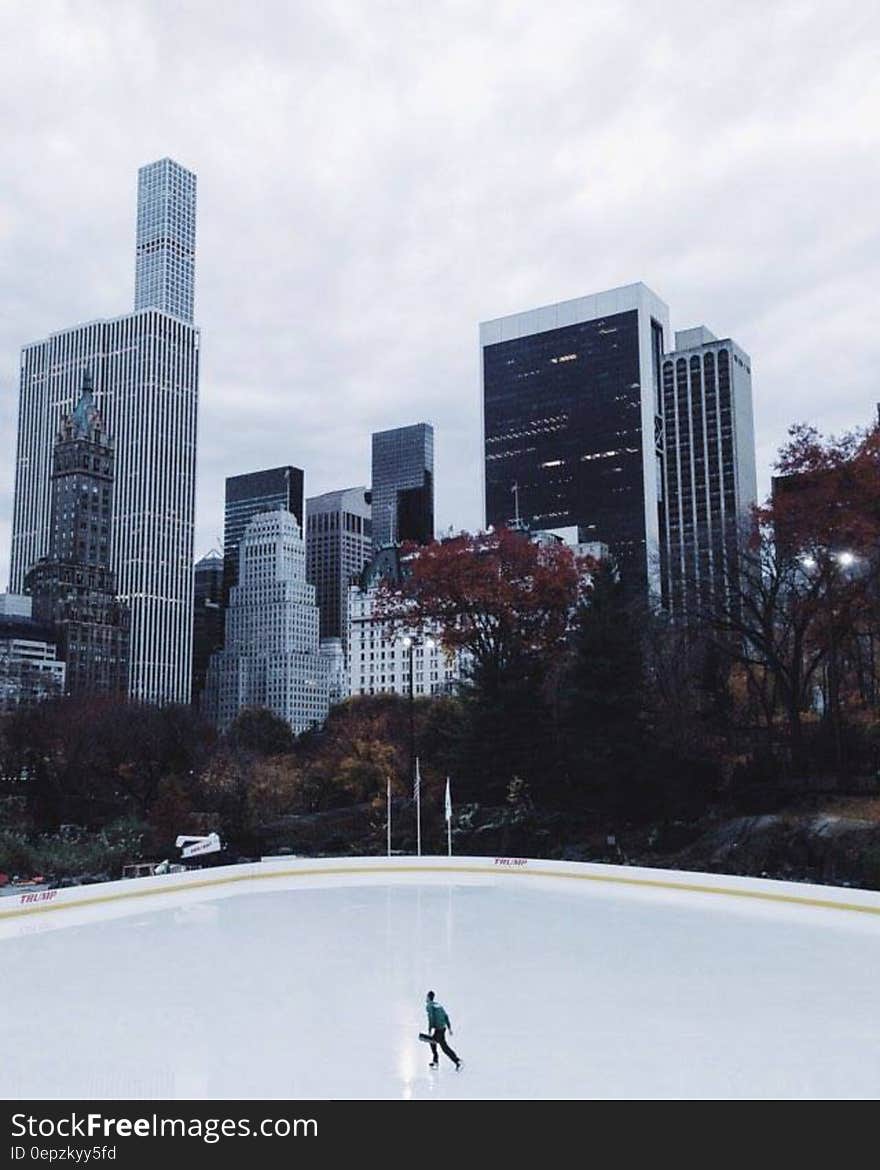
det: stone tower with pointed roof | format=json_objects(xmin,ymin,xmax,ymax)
[
  {"xmin": 25, "ymin": 370, "xmax": 129, "ymax": 696},
  {"xmin": 11, "ymin": 158, "xmax": 199, "ymax": 704}
]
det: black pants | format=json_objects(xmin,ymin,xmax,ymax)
[{"xmin": 430, "ymin": 1028, "xmax": 460, "ymax": 1065}]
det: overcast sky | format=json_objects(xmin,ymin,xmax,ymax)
[{"xmin": 1, "ymin": 0, "xmax": 878, "ymax": 584}]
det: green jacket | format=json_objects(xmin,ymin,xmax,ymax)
[{"xmin": 426, "ymin": 1001, "xmax": 451, "ymax": 1030}]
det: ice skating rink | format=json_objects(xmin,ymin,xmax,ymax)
[{"xmin": 2, "ymin": 858, "xmax": 879, "ymax": 1100}]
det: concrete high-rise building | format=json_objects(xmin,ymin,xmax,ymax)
[
  {"xmin": 192, "ymin": 550, "xmax": 224, "ymax": 705},
  {"xmin": 135, "ymin": 158, "xmax": 197, "ymax": 323},
  {"xmin": 319, "ymin": 636, "xmax": 348, "ymax": 705},
  {"xmin": 0, "ymin": 593, "xmax": 32, "ymax": 618},
  {"xmin": 305, "ymin": 487, "xmax": 372, "ymax": 644},
  {"xmin": 371, "ymin": 423, "xmax": 434, "ymax": 550},
  {"xmin": 224, "ymin": 467, "xmax": 304, "ymax": 604},
  {"xmin": 659, "ymin": 327, "xmax": 757, "ymax": 617},
  {"xmin": 0, "ymin": 597, "xmax": 66, "ymax": 712},
  {"xmin": 481, "ymin": 284, "xmax": 670, "ymax": 594},
  {"xmin": 9, "ymin": 159, "xmax": 200, "ymax": 703},
  {"xmin": 202, "ymin": 510, "xmax": 330, "ymax": 734},
  {"xmin": 25, "ymin": 372, "xmax": 129, "ymax": 696},
  {"xmin": 347, "ymin": 547, "xmax": 468, "ymax": 700}
]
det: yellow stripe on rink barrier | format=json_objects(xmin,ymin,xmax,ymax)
[{"xmin": 2, "ymin": 861, "xmax": 880, "ymax": 922}]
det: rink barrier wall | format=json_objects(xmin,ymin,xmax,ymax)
[{"xmin": 1, "ymin": 855, "xmax": 880, "ymax": 923}]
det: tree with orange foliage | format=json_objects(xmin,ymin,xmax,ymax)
[
  {"xmin": 709, "ymin": 419, "xmax": 880, "ymax": 773},
  {"xmin": 376, "ymin": 527, "xmax": 590, "ymax": 798},
  {"xmin": 377, "ymin": 527, "xmax": 587, "ymax": 690},
  {"xmin": 772, "ymin": 420, "xmax": 880, "ymax": 561}
]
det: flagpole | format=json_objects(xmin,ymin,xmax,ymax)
[
  {"xmin": 445, "ymin": 776, "xmax": 452, "ymax": 857},
  {"xmin": 415, "ymin": 757, "xmax": 422, "ymax": 857},
  {"xmin": 387, "ymin": 776, "xmax": 392, "ymax": 858}
]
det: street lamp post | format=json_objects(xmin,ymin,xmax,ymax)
[{"xmin": 802, "ymin": 548, "xmax": 861, "ymax": 768}]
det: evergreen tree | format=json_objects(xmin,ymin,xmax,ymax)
[{"xmin": 558, "ymin": 563, "xmax": 651, "ymax": 818}]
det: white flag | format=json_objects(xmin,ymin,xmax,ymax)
[
  {"xmin": 414, "ymin": 757, "xmax": 421, "ymax": 801},
  {"xmin": 445, "ymin": 777, "xmax": 452, "ymax": 823}
]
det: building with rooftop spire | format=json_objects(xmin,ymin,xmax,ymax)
[
  {"xmin": 25, "ymin": 370, "xmax": 129, "ymax": 696},
  {"xmin": 10, "ymin": 159, "xmax": 199, "ymax": 703}
]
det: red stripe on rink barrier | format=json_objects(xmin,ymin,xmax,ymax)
[{"xmin": 1, "ymin": 856, "xmax": 880, "ymax": 923}]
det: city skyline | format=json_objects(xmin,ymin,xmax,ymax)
[
  {"xmin": 9, "ymin": 165, "xmax": 200, "ymax": 704},
  {"xmin": 1, "ymin": 4, "xmax": 878, "ymax": 589}
]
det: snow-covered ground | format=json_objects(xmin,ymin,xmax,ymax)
[{"xmin": 2, "ymin": 862, "xmax": 879, "ymax": 1099}]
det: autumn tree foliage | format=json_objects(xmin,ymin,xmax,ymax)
[
  {"xmin": 377, "ymin": 527, "xmax": 586, "ymax": 687},
  {"xmin": 0, "ymin": 698, "xmax": 214, "ymax": 832},
  {"xmin": 708, "ymin": 420, "xmax": 880, "ymax": 772},
  {"xmin": 226, "ymin": 706, "xmax": 297, "ymax": 757},
  {"xmin": 375, "ymin": 527, "xmax": 591, "ymax": 799},
  {"xmin": 772, "ymin": 421, "xmax": 880, "ymax": 558}
]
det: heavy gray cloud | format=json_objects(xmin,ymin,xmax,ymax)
[{"xmin": 2, "ymin": 0, "xmax": 878, "ymax": 585}]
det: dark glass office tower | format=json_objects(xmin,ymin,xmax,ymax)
[
  {"xmin": 192, "ymin": 550, "xmax": 224, "ymax": 704},
  {"xmin": 306, "ymin": 487, "xmax": 372, "ymax": 643},
  {"xmin": 223, "ymin": 467, "xmax": 305, "ymax": 602},
  {"xmin": 481, "ymin": 285, "xmax": 670, "ymax": 594},
  {"xmin": 371, "ymin": 424, "xmax": 434, "ymax": 550}
]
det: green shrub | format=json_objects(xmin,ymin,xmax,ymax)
[
  {"xmin": 0, "ymin": 819, "xmax": 147, "ymax": 881},
  {"xmin": 0, "ymin": 830, "xmax": 38, "ymax": 875}
]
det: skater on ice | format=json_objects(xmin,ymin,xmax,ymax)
[{"xmin": 424, "ymin": 990, "xmax": 462, "ymax": 1070}]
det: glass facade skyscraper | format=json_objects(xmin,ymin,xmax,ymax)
[
  {"xmin": 135, "ymin": 158, "xmax": 196, "ymax": 323},
  {"xmin": 10, "ymin": 159, "xmax": 200, "ymax": 703},
  {"xmin": 305, "ymin": 487, "xmax": 372, "ymax": 644},
  {"xmin": 192, "ymin": 550, "xmax": 224, "ymax": 705},
  {"xmin": 224, "ymin": 467, "xmax": 305, "ymax": 605},
  {"xmin": 25, "ymin": 371, "xmax": 129, "ymax": 696},
  {"xmin": 659, "ymin": 328, "xmax": 757, "ymax": 617},
  {"xmin": 481, "ymin": 284, "xmax": 670, "ymax": 594},
  {"xmin": 371, "ymin": 423, "xmax": 434, "ymax": 550}
]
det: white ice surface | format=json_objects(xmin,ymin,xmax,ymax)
[{"xmin": 2, "ymin": 868, "xmax": 880, "ymax": 1099}]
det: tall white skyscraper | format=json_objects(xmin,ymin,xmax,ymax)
[
  {"xmin": 135, "ymin": 158, "xmax": 196, "ymax": 323},
  {"xmin": 9, "ymin": 160, "xmax": 200, "ymax": 703},
  {"xmin": 203, "ymin": 510, "xmax": 331, "ymax": 733},
  {"xmin": 659, "ymin": 327, "xmax": 757, "ymax": 617}
]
